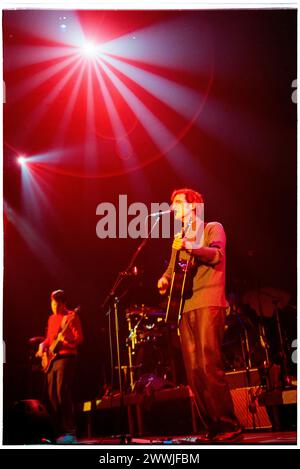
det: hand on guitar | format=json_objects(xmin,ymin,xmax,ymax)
[
  {"xmin": 172, "ymin": 233, "xmax": 194, "ymax": 252},
  {"xmin": 35, "ymin": 341, "xmax": 47, "ymax": 358},
  {"xmin": 172, "ymin": 235, "xmax": 185, "ymax": 251},
  {"xmin": 56, "ymin": 332, "xmax": 65, "ymax": 343},
  {"xmin": 157, "ymin": 276, "xmax": 169, "ymax": 295}
]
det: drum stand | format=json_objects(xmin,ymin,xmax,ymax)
[
  {"xmin": 234, "ymin": 310, "xmax": 259, "ymax": 429},
  {"xmin": 273, "ymin": 301, "xmax": 290, "ymax": 388},
  {"xmin": 126, "ymin": 312, "xmax": 144, "ymax": 391},
  {"xmin": 238, "ymin": 318, "xmax": 252, "ymax": 370}
]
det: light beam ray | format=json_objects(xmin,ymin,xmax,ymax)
[
  {"xmin": 4, "ymin": 45, "xmax": 77, "ymax": 71},
  {"xmin": 92, "ymin": 61, "xmax": 137, "ymax": 165},
  {"xmin": 100, "ymin": 54, "xmax": 205, "ymax": 121},
  {"xmin": 98, "ymin": 57, "xmax": 204, "ymax": 177},
  {"xmin": 21, "ymin": 58, "xmax": 83, "ymax": 144},
  {"xmin": 4, "ymin": 10, "xmax": 85, "ymax": 47},
  {"xmin": 9, "ymin": 54, "xmax": 80, "ymax": 102},
  {"xmin": 4, "ymin": 200, "xmax": 65, "ymax": 277},
  {"xmin": 54, "ymin": 65, "xmax": 86, "ymax": 146},
  {"xmin": 84, "ymin": 60, "xmax": 98, "ymax": 170},
  {"xmin": 99, "ymin": 15, "xmax": 213, "ymax": 71},
  {"xmin": 98, "ymin": 58, "xmax": 181, "ymax": 154},
  {"xmin": 20, "ymin": 163, "xmax": 56, "ymax": 222}
]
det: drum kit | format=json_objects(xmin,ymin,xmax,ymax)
[
  {"xmin": 125, "ymin": 305, "xmax": 172, "ymax": 390},
  {"xmin": 222, "ymin": 288, "xmax": 296, "ymax": 381},
  {"xmin": 125, "ymin": 287, "xmax": 296, "ymax": 390}
]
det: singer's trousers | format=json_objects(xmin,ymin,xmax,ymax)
[{"xmin": 179, "ymin": 307, "xmax": 239, "ymax": 432}]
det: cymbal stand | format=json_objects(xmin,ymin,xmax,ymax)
[
  {"xmin": 273, "ymin": 301, "xmax": 289, "ymax": 387},
  {"xmin": 237, "ymin": 306, "xmax": 269, "ymax": 429},
  {"xmin": 254, "ymin": 290, "xmax": 273, "ymax": 392},
  {"xmin": 235, "ymin": 311, "xmax": 257, "ymax": 429},
  {"xmin": 126, "ymin": 313, "xmax": 144, "ymax": 391},
  {"xmin": 237, "ymin": 315, "xmax": 252, "ymax": 370},
  {"xmin": 247, "ymin": 252, "xmax": 271, "ymax": 385}
]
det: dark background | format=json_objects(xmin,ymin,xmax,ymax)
[{"xmin": 2, "ymin": 10, "xmax": 297, "ymax": 411}]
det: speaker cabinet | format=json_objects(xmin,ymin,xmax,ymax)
[
  {"xmin": 225, "ymin": 369, "xmax": 272, "ymax": 429},
  {"xmin": 230, "ymin": 387, "xmax": 272, "ymax": 430},
  {"xmin": 4, "ymin": 399, "xmax": 55, "ymax": 444}
]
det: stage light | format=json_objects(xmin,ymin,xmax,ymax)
[
  {"xmin": 58, "ymin": 15, "xmax": 67, "ymax": 31},
  {"xmin": 80, "ymin": 41, "xmax": 98, "ymax": 58},
  {"xmin": 18, "ymin": 156, "xmax": 26, "ymax": 166}
]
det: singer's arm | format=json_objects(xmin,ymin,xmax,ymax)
[
  {"xmin": 173, "ymin": 222, "xmax": 225, "ymax": 266},
  {"xmin": 188, "ymin": 222, "xmax": 225, "ymax": 266}
]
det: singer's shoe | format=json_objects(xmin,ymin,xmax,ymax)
[
  {"xmin": 213, "ymin": 427, "xmax": 243, "ymax": 442},
  {"xmin": 197, "ymin": 426, "xmax": 242, "ymax": 443},
  {"xmin": 56, "ymin": 433, "xmax": 78, "ymax": 444},
  {"xmin": 196, "ymin": 430, "xmax": 218, "ymax": 443}
]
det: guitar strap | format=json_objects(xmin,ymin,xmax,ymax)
[{"xmin": 61, "ymin": 313, "xmax": 73, "ymax": 332}]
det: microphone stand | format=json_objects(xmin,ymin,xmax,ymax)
[
  {"xmin": 247, "ymin": 251, "xmax": 271, "ymax": 388},
  {"xmin": 234, "ymin": 310, "xmax": 257, "ymax": 429},
  {"xmin": 101, "ymin": 216, "xmax": 161, "ymax": 443}
]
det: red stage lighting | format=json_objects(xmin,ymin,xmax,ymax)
[{"xmin": 17, "ymin": 156, "xmax": 26, "ymax": 166}]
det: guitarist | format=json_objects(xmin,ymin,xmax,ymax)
[
  {"xmin": 157, "ymin": 188, "xmax": 241, "ymax": 442},
  {"xmin": 36, "ymin": 289, "xmax": 83, "ymax": 444}
]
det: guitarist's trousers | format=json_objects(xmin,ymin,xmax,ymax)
[
  {"xmin": 179, "ymin": 307, "xmax": 239, "ymax": 432},
  {"xmin": 47, "ymin": 355, "xmax": 77, "ymax": 436}
]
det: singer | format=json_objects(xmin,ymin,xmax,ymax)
[{"xmin": 157, "ymin": 188, "xmax": 242, "ymax": 442}]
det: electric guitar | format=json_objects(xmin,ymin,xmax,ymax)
[
  {"xmin": 165, "ymin": 219, "xmax": 196, "ymax": 326},
  {"xmin": 40, "ymin": 307, "xmax": 80, "ymax": 373}
]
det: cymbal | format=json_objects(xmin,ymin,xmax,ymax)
[
  {"xmin": 126, "ymin": 305, "xmax": 165, "ymax": 318},
  {"xmin": 138, "ymin": 330, "xmax": 164, "ymax": 338},
  {"xmin": 242, "ymin": 287, "xmax": 291, "ymax": 317},
  {"xmin": 28, "ymin": 336, "xmax": 44, "ymax": 344}
]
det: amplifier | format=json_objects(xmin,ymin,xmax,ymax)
[
  {"xmin": 225, "ymin": 368, "xmax": 262, "ymax": 389},
  {"xmin": 230, "ymin": 387, "xmax": 272, "ymax": 429},
  {"xmin": 225, "ymin": 369, "xmax": 272, "ymax": 429}
]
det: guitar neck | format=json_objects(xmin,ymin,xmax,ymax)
[{"xmin": 49, "ymin": 313, "xmax": 74, "ymax": 352}]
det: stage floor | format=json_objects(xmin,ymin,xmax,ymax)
[{"xmin": 76, "ymin": 431, "xmax": 296, "ymax": 446}]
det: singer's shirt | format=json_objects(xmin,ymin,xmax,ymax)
[
  {"xmin": 43, "ymin": 311, "xmax": 83, "ymax": 357},
  {"xmin": 163, "ymin": 222, "xmax": 228, "ymax": 312}
]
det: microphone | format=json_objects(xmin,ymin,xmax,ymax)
[{"xmin": 149, "ymin": 209, "xmax": 172, "ymax": 217}]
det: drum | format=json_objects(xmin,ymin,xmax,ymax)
[
  {"xmin": 136, "ymin": 313, "xmax": 167, "ymax": 377},
  {"xmin": 222, "ymin": 306, "xmax": 264, "ymax": 370},
  {"xmin": 126, "ymin": 305, "xmax": 169, "ymax": 379}
]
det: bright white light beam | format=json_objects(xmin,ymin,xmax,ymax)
[
  {"xmin": 80, "ymin": 41, "xmax": 99, "ymax": 58},
  {"xmin": 18, "ymin": 156, "xmax": 27, "ymax": 166}
]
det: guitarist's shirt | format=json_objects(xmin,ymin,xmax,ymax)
[
  {"xmin": 164, "ymin": 222, "xmax": 228, "ymax": 312},
  {"xmin": 44, "ymin": 311, "xmax": 83, "ymax": 356}
]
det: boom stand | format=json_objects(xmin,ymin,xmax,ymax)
[
  {"xmin": 235, "ymin": 311, "xmax": 258, "ymax": 429},
  {"xmin": 101, "ymin": 216, "xmax": 160, "ymax": 441},
  {"xmin": 247, "ymin": 253, "xmax": 272, "ymax": 388},
  {"xmin": 273, "ymin": 301, "xmax": 289, "ymax": 388}
]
